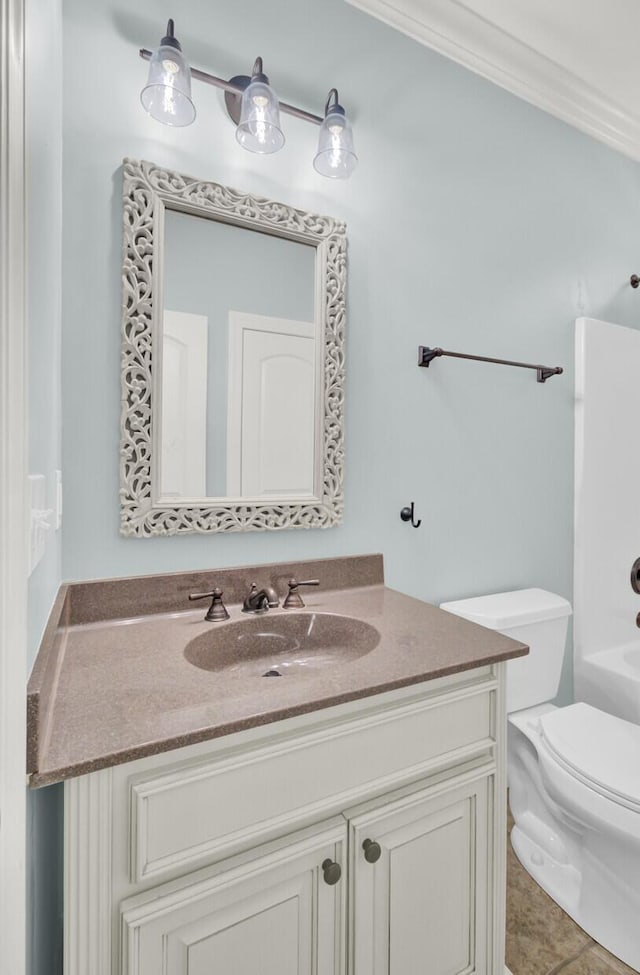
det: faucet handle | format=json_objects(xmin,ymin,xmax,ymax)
[
  {"xmin": 283, "ymin": 578, "xmax": 320, "ymax": 609},
  {"xmin": 189, "ymin": 587, "xmax": 230, "ymax": 622}
]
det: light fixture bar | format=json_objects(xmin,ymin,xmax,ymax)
[{"xmin": 139, "ymin": 49, "xmax": 323, "ymax": 126}]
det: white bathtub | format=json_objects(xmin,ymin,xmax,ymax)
[
  {"xmin": 574, "ymin": 318, "xmax": 640, "ymax": 727},
  {"xmin": 577, "ymin": 644, "xmax": 640, "ymax": 724}
]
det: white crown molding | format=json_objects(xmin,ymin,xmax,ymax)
[{"xmin": 346, "ymin": 0, "xmax": 640, "ymax": 161}]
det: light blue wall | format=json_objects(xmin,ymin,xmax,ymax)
[
  {"xmin": 61, "ymin": 0, "xmax": 640, "ymax": 709},
  {"xmin": 163, "ymin": 211, "xmax": 314, "ymax": 494}
]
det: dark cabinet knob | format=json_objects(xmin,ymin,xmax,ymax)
[
  {"xmin": 321, "ymin": 858, "xmax": 342, "ymax": 885},
  {"xmin": 362, "ymin": 838, "xmax": 381, "ymax": 863}
]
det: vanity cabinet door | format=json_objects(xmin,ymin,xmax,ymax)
[
  {"xmin": 120, "ymin": 818, "xmax": 346, "ymax": 975},
  {"xmin": 349, "ymin": 774, "xmax": 490, "ymax": 975}
]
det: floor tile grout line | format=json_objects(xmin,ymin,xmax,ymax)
[{"xmin": 543, "ymin": 939, "xmax": 595, "ymax": 975}]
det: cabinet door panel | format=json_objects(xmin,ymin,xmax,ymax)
[
  {"xmin": 121, "ymin": 819, "xmax": 346, "ymax": 975},
  {"xmin": 167, "ymin": 877, "xmax": 307, "ymax": 975},
  {"xmin": 389, "ymin": 803, "xmax": 473, "ymax": 974},
  {"xmin": 350, "ymin": 775, "xmax": 489, "ymax": 975}
]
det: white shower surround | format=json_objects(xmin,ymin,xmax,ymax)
[{"xmin": 574, "ymin": 317, "xmax": 640, "ymax": 721}]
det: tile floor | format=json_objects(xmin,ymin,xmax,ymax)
[{"xmin": 506, "ymin": 809, "xmax": 638, "ymax": 975}]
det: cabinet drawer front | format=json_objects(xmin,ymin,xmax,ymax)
[
  {"xmin": 129, "ymin": 683, "xmax": 494, "ymax": 883},
  {"xmin": 121, "ymin": 819, "xmax": 346, "ymax": 975}
]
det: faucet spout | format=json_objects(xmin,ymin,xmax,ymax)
[{"xmin": 242, "ymin": 583, "xmax": 279, "ymax": 614}]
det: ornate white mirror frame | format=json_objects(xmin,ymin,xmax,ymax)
[{"xmin": 120, "ymin": 158, "xmax": 346, "ymax": 536}]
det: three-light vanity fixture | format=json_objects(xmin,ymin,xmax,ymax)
[{"xmin": 140, "ymin": 19, "xmax": 358, "ymax": 179}]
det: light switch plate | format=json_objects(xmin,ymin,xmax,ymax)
[
  {"xmin": 55, "ymin": 469, "xmax": 63, "ymax": 530},
  {"xmin": 27, "ymin": 474, "xmax": 52, "ymax": 576}
]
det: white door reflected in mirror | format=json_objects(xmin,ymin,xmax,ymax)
[
  {"xmin": 160, "ymin": 309, "xmax": 316, "ymax": 500},
  {"xmin": 158, "ymin": 207, "xmax": 319, "ymax": 504},
  {"xmin": 160, "ymin": 310, "xmax": 208, "ymax": 498},
  {"xmin": 226, "ymin": 312, "xmax": 316, "ymax": 498}
]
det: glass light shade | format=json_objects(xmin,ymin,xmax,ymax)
[
  {"xmin": 236, "ymin": 79, "xmax": 285, "ymax": 154},
  {"xmin": 313, "ymin": 110, "xmax": 357, "ymax": 179},
  {"xmin": 140, "ymin": 43, "xmax": 195, "ymax": 127}
]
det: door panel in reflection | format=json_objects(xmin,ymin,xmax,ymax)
[
  {"xmin": 226, "ymin": 312, "xmax": 315, "ymax": 497},
  {"xmin": 160, "ymin": 311, "xmax": 208, "ymax": 498},
  {"xmin": 160, "ymin": 209, "xmax": 317, "ymax": 502}
]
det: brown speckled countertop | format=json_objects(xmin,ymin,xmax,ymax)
[{"xmin": 27, "ymin": 554, "xmax": 527, "ymax": 787}]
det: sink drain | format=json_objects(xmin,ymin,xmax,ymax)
[{"xmin": 263, "ymin": 668, "xmax": 283, "ymax": 677}]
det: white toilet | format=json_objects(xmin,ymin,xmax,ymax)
[{"xmin": 440, "ymin": 588, "xmax": 640, "ymax": 971}]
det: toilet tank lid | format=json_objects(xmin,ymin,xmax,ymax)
[{"xmin": 440, "ymin": 588, "xmax": 572, "ymax": 630}]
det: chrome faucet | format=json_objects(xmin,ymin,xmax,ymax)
[{"xmin": 242, "ymin": 582, "xmax": 279, "ymax": 614}]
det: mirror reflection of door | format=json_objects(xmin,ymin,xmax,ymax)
[
  {"xmin": 226, "ymin": 312, "xmax": 316, "ymax": 498},
  {"xmin": 160, "ymin": 208, "xmax": 318, "ymax": 503},
  {"xmin": 160, "ymin": 311, "xmax": 208, "ymax": 498}
]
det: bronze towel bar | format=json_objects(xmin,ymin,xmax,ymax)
[{"xmin": 418, "ymin": 346, "xmax": 563, "ymax": 384}]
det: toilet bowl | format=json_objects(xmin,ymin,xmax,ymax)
[{"xmin": 440, "ymin": 589, "xmax": 640, "ymax": 972}]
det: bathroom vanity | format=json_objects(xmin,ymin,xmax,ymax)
[{"xmin": 28, "ymin": 555, "xmax": 527, "ymax": 975}]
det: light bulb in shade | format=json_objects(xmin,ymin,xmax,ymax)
[
  {"xmin": 140, "ymin": 19, "xmax": 195, "ymax": 127},
  {"xmin": 236, "ymin": 58, "xmax": 284, "ymax": 154},
  {"xmin": 313, "ymin": 89, "xmax": 357, "ymax": 179}
]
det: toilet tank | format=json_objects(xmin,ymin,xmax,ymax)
[{"xmin": 440, "ymin": 588, "xmax": 572, "ymax": 712}]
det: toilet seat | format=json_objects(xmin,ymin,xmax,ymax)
[{"xmin": 539, "ymin": 703, "xmax": 640, "ymax": 812}]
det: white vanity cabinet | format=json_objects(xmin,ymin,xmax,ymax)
[{"xmin": 64, "ymin": 665, "xmax": 507, "ymax": 975}]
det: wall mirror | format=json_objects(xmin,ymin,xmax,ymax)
[{"xmin": 120, "ymin": 159, "xmax": 346, "ymax": 535}]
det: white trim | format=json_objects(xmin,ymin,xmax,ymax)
[
  {"xmin": 64, "ymin": 771, "xmax": 113, "ymax": 975},
  {"xmin": 491, "ymin": 662, "xmax": 508, "ymax": 974},
  {"xmin": 158, "ymin": 310, "xmax": 208, "ymax": 499},
  {"xmin": 345, "ymin": 0, "xmax": 640, "ymax": 161},
  {"xmin": 0, "ymin": 1, "xmax": 28, "ymax": 973}
]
